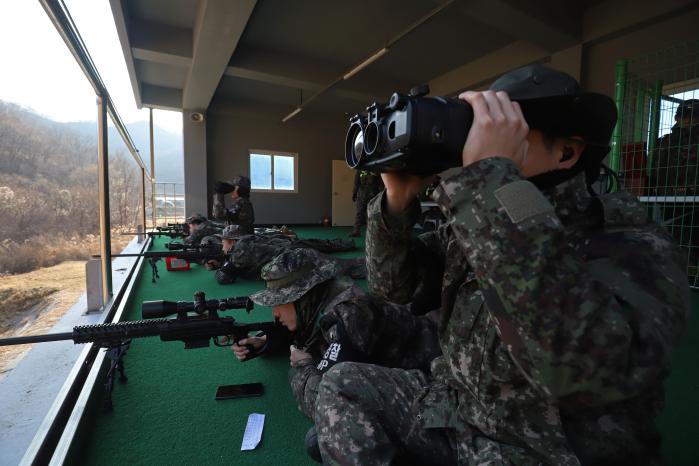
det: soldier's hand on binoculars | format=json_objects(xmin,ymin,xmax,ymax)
[
  {"xmin": 381, "ymin": 172, "xmax": 434, "ymax": 215},
  {"xmin": 458, "ymin": 90, "xmax": 529, "ymax": 170}
]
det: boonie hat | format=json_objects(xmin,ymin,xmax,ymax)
[{"xmin": 250, "ymin": 249, "xmax": 338, "ymax": 307}]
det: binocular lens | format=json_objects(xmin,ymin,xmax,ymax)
[
  {"xmin": 353, "ymin": 131, "xmax": 364, "ymax": 160},
  {"xmin": 364, "ymin": 122, "xmax": 379, "ymax": 156},
  {"xmin": 345, "ymin": 122, "xmax": 365, "ymax": 168}
]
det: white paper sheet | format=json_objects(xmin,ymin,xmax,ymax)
[{"xmin": 241, "ymin": 413, "xmax": 265, "ymax": 451}]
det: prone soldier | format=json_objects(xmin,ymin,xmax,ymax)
[
  {"xmin": 212, "ymin": 224, "xmax": 363, "ymax": 284},
  {"xmin": 183, "ymin": 213, "xmax": 223, "ymax": 246},
  {"xmin": 230, "ymin": 248, "xmax": 441, "ymax": 462}
]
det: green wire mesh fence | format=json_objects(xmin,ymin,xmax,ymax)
[
  {"xmin": 609, "ymin": 41, "xmax": 699, "ymax": 287},
  {"xmin": 151, "ymin": 182, "xmax": 185, "ymax": 227}
]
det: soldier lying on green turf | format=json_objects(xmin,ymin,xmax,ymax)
[
  {"xmin": 183, "ymin": 213, "xmax": 223, "ymax": 246},
  {"xmin": 210, "ymin": 225, "xmax": 364, "ymax": 284},
  {"xmin": 229, "ymin": 248, "xmax": 441, "ymax": 462}
]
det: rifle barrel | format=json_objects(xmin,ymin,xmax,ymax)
[{"xmin": 0, "ymin": 332, "xmax": 74, "ymax": 346}]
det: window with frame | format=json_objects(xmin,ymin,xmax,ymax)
[{"xmin": 249, "ymin": 150, "xmax": 298, "ymax": 192}]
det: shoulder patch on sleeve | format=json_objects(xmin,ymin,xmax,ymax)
[{"xmin": 494, "ymin": 180, "xmax": 553, "ymax": 224}]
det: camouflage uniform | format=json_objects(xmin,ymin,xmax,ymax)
[
  {"xmin": 351, "ymin": 170, "xmax": 383, "ymax": 235},
  {"xmin": 215, "ymin": 232, "xmax": 363, "ymax": 284},
  {"xmin": 249, "ymin": 249, "xmax": 441, "ymax": 423},
  {"xmin": 651, "ymin": 101, "xmax": 699, "ymax": 279},
  {"xmin": 226, "ymin": 197, "xmax": 255, "ymax": 233},
  {"xmin": 211, "ymin": 177, "xmax": 255, "ymax": 233},
  {"xmin": 184, "ymin": 218, "xmax": 223, "ymax": 246},
  {"xmin": 316, "ymin": 159, "xmax": 690, "ymax": 465},
  {"xmin": 652, "ymin": 122, "xmax": 699, "ymax": 196}
]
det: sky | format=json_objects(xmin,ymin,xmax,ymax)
[{"xmin": 0, "ymin": 0, "xmax": 182, "ymax": 134}]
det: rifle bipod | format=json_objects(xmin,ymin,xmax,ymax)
[
  {"xmin": 103, "ymin": 341, "xmax": 130, "ymax": 412},
  {"xmin": 148, "ymin": 257, "xmax": 160, "ymax": 283}
]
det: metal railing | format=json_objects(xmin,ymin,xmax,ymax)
[
  {"xmin": 151, "ymin": 182, "xmax": 186, "ymax": 227},
  {"xmin": 610, "ymin": 41, "xmax": 699, "ymax": 287},
  {"xmin": 39, "ymin": 0, "xmax": 152, "ymax": 305},
  {"xmin": 14, "ymin": 2, "xmax": 157, "ymax": 463}
]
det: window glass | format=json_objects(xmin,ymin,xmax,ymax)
[
  {"xmin": 274, "ymin": 155, "xmax": 295, "ymax": 190},
  {"xmin": 250, "ymin": 153, "xmax": 272, "ymax": 189}
]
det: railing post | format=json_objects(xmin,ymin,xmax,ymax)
[
  {"xmin": 141, "ymin": 166, "xmax": 147, "ymax": 233},
  {"xmin": 646, "ymin": 80, "xmax": 663, "ymax": 177},
  {"xmin": 609, "ymin": 59, "xmax": 627, "ymax": 192},
  {"xmin": 97, "ymin": 94, "xmax": 112, "ymax": 305},
  {"xmin": 149, "ymin": 108, "xmax": 156, "ymax": 227}
]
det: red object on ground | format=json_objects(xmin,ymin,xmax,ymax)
[
  {"xmin": 621, "ymin": 142, "xmax": 648, "ymax": 196},
  {"xmin": 165, "ymin": 257, "xmax": 191, "ymax": 271}
]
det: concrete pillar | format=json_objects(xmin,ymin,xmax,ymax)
[
  {"xmin": 85, "ymin": 259, "xmax": 103, "ymax": 313},
  {"xmin": 183, "ymin": 110, "xmax": 208, "ymax": 217}
]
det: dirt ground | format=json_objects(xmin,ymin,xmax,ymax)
[{"xmin": 0, "ymin": 261, "xmax": 87, "ymax": 378}]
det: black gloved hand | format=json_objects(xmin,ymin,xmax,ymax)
[{"xmin": 214, "ymin": 181, "xmax": 235, "ymax": 194}]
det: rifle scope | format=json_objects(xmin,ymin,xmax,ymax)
[{"xmin": 142, "ymin": 291, "xmax": 253, "ymax": 319}]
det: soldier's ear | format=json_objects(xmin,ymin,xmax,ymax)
[{"xmin": 556, "ymin": 138, "xmax": 585, "ymax": 170}]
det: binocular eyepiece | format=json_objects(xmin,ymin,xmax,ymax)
[{"xmin": 345, "ymin": 85, "xmax": 473, "ymax": 176}]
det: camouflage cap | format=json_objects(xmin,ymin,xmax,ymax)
[
  {"xmin": 200, "ymin": 235, "xmax": 221, "ymax": 248},
  {"xmin": 186, "ymin": 213, "xmax": 207, "ymax": 224},
  {"xmin": 231, "ymin": 175, "xmax": 252, "ymax": 190},
  {"xmin": 220, "ymin": 224, "xmax": 247, "ymax": 240},
  {"xmin": 249, "ymin": 249, "xmax": 338, "ymax": 307}
]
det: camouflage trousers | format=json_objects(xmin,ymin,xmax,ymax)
[
  {"xmin": 212, "ymin": 193, "xmax": 226, "ymax": 221},
  {"xmin": 291, "ymin": 238, "xmax": 355, "ymax": 254},
  {"xmin": 315, "ymin": 362, "xmax": 457, "ymax": 466}
]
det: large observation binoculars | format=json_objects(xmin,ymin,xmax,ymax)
[{"xmin": 345, "ymin": 85, "xmax": 474, "ymax": 175}]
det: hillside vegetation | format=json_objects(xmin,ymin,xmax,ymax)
[{"xmin": 0, "ymin": 100, "xmax": 172, "ymax": 274}]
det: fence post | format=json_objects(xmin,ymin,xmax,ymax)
[
  {"xmin": 97, "ymin": 94, "xmax": 112, "ymax": 306},
  {"xmin": 150, "ymin": 108, "xmax": 156, "ymax": 227},
  {"xmin": 646, "ymin": 80, "xmax": 663, "ymax": 176},
  {"xmin": 609, "ymin": 59, "xmax": 627, "ymax": 192}
]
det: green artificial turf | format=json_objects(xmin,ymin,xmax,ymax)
[
  {"xmin": 73, "ymin": 228, "xmax": 698, "ymax": 464},
  {"xmin": 657, "ymin": 291, "xmax": 699, "ymax": 465},
  {"xmin": 77, "ymin": 228, "xmax": 363, "ymax": 466}
]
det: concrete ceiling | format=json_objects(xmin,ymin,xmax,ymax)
[{"xmin": 108, "ymin": 0, "xmax": 634, "ymax": 120}]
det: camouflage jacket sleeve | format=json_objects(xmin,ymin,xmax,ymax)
[
  {"xmin": 287, "ymin": 300, "xmax": 373, "ymax": 421},
  {"xmin": 365, "ymin": 193, "xmax": 447, "ymax": 304},
  {"xmin": 183, "ymin": 225, "xmax": 208, "ymax": 245},
  {"xmin": 211, "ymin": 193, "xmax": 226, "ymax": 221},
  {"xmin": 288, "ymin": 362, "xmax": 322, "ymax": 421},
  {"xmin": 433, "ymin": 157, "xmax": 689, "ymax": 404},
  {"xmin": 352, "ymin": 170, "xmax": 360, "ymax": 199},
  {"xmin": 287, "ymin": 291, "xmax": 431, "ymax": 421}
]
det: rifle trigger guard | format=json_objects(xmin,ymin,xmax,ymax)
[{"xmin": 213, "ymin": 336, "xmax": 234, "ymax": 347}]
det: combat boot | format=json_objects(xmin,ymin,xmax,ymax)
[{"xmin": 305, "ymin": 426, "xmax": 322, "ymax": 463}]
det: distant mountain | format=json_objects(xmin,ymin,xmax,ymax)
[{"xmin": 63, "ymin": 120, "xmax": 184, "ymax": 184}]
